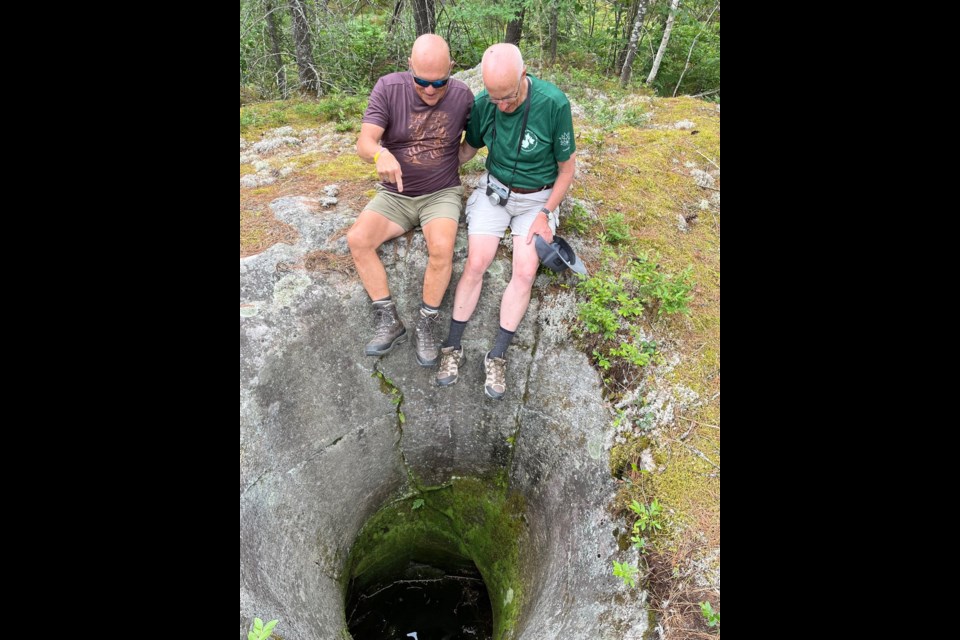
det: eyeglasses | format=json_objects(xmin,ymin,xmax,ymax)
[
  {"xmin": 411, "ymin": 73, "xmax": 450, "ymax": 89},
  {"xmin": 487, "ymin": 75, "xmax": 524, "ymax": 104}
]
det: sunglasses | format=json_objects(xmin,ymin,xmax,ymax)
[{"xmin": 412, "ymin": 75, "xmax": 450, "ymax": 89}]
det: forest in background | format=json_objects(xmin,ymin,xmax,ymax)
[{"xmin": 240, "ymin": 0, "xmax": 720, "ymax": 101}]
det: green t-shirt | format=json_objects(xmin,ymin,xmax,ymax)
[{"xmin": 465, "ymin": 75, "xmax": 576, "ymax": 191}]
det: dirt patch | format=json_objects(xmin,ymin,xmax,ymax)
[
  {"xmin": 240, "ymin": 171, "xmax": 368, "ymax": 257},
  {"xmin": 646, "ymin": 533, "xmax": 720, "ymax": 639},
  {"xmin": 304, "ymin": 250, "xmax": 356, "ymax": 275},
  {"xmin": 240, "ymin": 208, "xmax": 298, "ymax": 258}
]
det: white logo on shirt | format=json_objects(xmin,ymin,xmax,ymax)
[
  {"xmin": 558, "ymin": 131, "xmax": 571, "ymax": 150},
  {"xmin": 521, "ymin": 130, "xmax": 539, "ymax": 152}
]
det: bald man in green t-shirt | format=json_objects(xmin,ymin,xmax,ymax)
[{"xmin": 437, "ymin": 43, "xmax": 577, "ymax": 399}]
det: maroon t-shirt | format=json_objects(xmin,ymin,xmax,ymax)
[{"xmin": 362, "ymin": 72, "xmax": 473, "ymax": 197}]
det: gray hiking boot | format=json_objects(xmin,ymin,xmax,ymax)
[
  {"xmin": 414, "ymin": 309, "xmax": 441, "ymax": 366},
  {"xmin": 483, "ymin": 351, "xmax": 507, "ymax": 400},
  {"xmin": 364, "ymin": 302, "xmax": 407, "ymax": 356},
  {"xmin": 436, "ymin": 346, "xmax": 465, "ymax": 386}
]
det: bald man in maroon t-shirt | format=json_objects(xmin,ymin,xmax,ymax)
[{"xmin": 347, "ymin": 34, "xmax": 474, "ymax": 366}]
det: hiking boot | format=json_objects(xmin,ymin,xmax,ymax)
[
  {"xmin": 364, "ymin": 302, "xmax": 407, "ymax": 356},
  {"xmin": 414, "ymin": 310, "xmax": 441, "ymax": 366},
  {"xmin": 483, "ymin": 351, "xmax": 507, "ymax": 400},
  {"xmin": 436, "ymin": 346, "xmax": 465, "ymax": 386}
]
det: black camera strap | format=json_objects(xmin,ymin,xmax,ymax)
[{"xmin": 490, "ymin": 77, "xmax": 532, "ymax": 194}]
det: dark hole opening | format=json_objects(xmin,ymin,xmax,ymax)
[{"xmin": 347, "ymin": 561, "xmax": 494, "ymax": 640}]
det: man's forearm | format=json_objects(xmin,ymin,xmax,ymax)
[
  {"xmin": 358, "ymin": 137, "xmax": 382, "ymax": 163},
  {"xmin": 458, "ymin": 142, "xmax": 479, "ymax": 166}
]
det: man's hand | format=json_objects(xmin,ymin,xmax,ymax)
[
  {"xmin": 376, "ymin": 148, "xmax": 404, "ymax": 193},
  {"xmin": 525, "ymin": 209, "xmax": 553, "ymax": 245}
]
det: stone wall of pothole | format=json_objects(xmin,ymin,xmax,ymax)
[
  {"xmin": 343, "ymin": 478, "xmax": 521, "ymax": 639},
  {"xmin": 240, "ymin": 196, "xmax": 649, "ymax": 639}
]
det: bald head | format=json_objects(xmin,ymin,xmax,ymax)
[
  {"xmin": 481, "ymin": 43, "xmax": 524, "ymax": 88},
  {"xmin": 410, "ymin": 34, "xmax": 452, "ymax": 77}
]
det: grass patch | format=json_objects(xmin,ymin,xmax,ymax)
[
  {"xmin": 461, "ymin": 155, "xmax": 487, "ymax": 175},
  {"xmin": 240, "ymin": 95, "xmax": 367, "ymax": 137}
]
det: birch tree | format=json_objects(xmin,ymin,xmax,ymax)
[
  {"xmin": 646, "ymin": 0, "xmax": 680, "ymax": 85},
  {"xmin": 619, "ymin": 0, "xmax": 648, "ymax": 87}
]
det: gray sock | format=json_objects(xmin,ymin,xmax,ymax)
[
  {"xmin": 444, "ymin": 319, "xmax": 468, "ymax": 349},
  {"xmin": 489, "ymin": 326, "xmax": 515, "ymax": 359}
]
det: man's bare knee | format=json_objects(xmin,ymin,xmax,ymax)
[
  {"xmin": 511, "ymin": 266, "xmax": 538, "ymax": 288},
  {"xmin": 465, "ymin": 255, "xmax": 493, "ymax": 278},
  {"xmin": 347, "ymin": 225, "xmax": 376, "ymax": 253},
  {"xmin": 427, "ymin": 252, "xmax": 453, "ymax": 271},
  {"xmin": 427, "ymin": 238, "xmax": 454, "ymax": 267},
  {"xmin": 427, "ymin": 237, "xmax": 455, "ymax": 257}
]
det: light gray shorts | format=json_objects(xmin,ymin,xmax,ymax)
[
  {"xmin": 365, "ymin": 184, "xmax": 464, "ymax": 231},
  {"xmin": 465, "ymin": 173, "xmax": 558, "ymax": 238}
]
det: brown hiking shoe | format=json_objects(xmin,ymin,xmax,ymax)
[
  {"xmin": 414, "ymin": 309, "xmax": 441, "ymax": 366},
  {"xmin": 483, "ymin": 351, "xmax": 507, "ymax": 399},
  {"xmin": 436, "ymin": 346, "xmax": 465, "ymax": 387},
  {"xmin": 364, "ymin": 302, "xmax": 407, "ymax": 356}
]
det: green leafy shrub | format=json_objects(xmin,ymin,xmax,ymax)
[
  {"xmin": 248, "ymin": 617, "xmax": 278, "ymax": 640},
  {"xmin": 562, "ymin": 203, "xmax": 592, "ymax": 235},
  {"xmin": 600, "ymin": 212, "xmax": 631, "ymax": 245},
  {"xmin": 613, "ymin": 560, "xmax": 639, "ymax": 588},
  {"xmin": 700, "ymin": 601, "xmax": 720, "ymax": 627}
]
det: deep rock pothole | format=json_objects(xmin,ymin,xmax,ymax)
[
  {"xmin": 240, "ymin": 198, "xmax": 650, "ymax": 639},
  {"xmin": 344, "ymin": 478, "xmax": 522, "ymax": 639}
]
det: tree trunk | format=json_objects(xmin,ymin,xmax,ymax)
[
  {"xmin": 387, "ymin": 0, "xmax": 404, "ymax": 34},
  {"xmin": 619, "ymin": 1, "xmax": 648, "ymax": 87},
  {"xmin": 413, "ymin": 0, "xmax": 436, "ymax": 36},
  {"xmin": 265, "ymin": 0, "xmax": 286, "ymax": 98},
  {"xmin": 646, "ymin": 0, "xmax": 680, "ymax": 85},
  {"xmin": 288, "ymin": 0, "xmax": 320, "ymax": 96},
  {"xmin": 505, "ymin": 7, "xmax": 525, "ymax": 45},
  {"xmin": 614, "ymin": 0, "xmax": 640, "ymax": 74},
  {"xmin": 547, "ymin": 1, "xmax": 558, "ymax": 64}
]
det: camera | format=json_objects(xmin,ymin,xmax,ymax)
[{"xmin": 486, "ymin": 181, "xmax": 510, "ymax": 207}]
